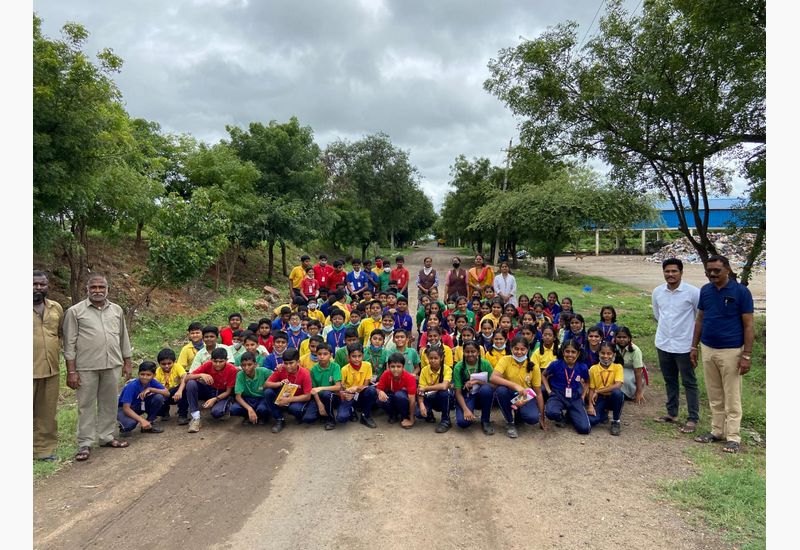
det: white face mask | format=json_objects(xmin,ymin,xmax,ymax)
[
  {"xmin": 384, "ymin": 267, "xmax": 391, "ymax": 273},
  {"xmin": 308, "ymin": 301, "xmax": 318, "ymax": 309}
]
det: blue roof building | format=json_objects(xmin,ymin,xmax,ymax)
[{"xmin": 631, "ymin": 197, "xmax": 747, "ymax": 230}]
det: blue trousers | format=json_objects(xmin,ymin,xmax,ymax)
[
  {"xmin": 377, "ymin": 390, "xmax": 412, "ymax": 420},
  {"xmin": 157, "ymin": 386, "xmax": 188, "ymax": 418},
  {"xmin": 263, "ymin": 388, "xmax": 308, "ymax": 421},
  {"xmin": 302, "ymin": 390, "xmax": 340, "ymax": 423},
  {"xmin": 496, "ymin": 386, "xmax": 540, "ymax": 425},
  {"xmin": 117, "ymin": 394, "xmax": 166, "ymax": 432},
  {"xmin": 336, "ymin": 386, "xmax": 377, "ymax": 423},
  {"xmin": 230, "ymin": 395, "xmax": 270, "ymax": 420},
  {"xmin": 545, "ymin": 391, "xmax": 591, "ymax": 434},
  {"xmin": 455, "ymin": 384, "xmax": 494, "ymax": 428},
  {"xmin": 185, "ymin": 380, "xmax": 231, "ymax": 418},
  {"xmin": 588, "ymin": 389, "xmax": 625, "ymax": 425},
  {"xmin": 416, "ymin": 390, "xmax": 451, "ymax": 420}
]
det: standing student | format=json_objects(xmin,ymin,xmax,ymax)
[
  {"xmin": 614, "ymin": 326, "xmax": 646, "ymax": 404},
  {"xmin": 586, "ymin": 342, "xmax": 625, "ymax": 435},
  {"xmin": 327, "ymin": 260, "xmax": 347, "ymax": 293},
  {"xmin": 453, "ymin": 340, "xmax": 496, "ymax": 435},
  {"xmin": 363, "ymin": 259, "xmax": 380, "ymax": 294},
  {"xmin": 391, "ymin": 256, "xmax": 411, "ymax": 299},
  {"xmin": 490, "ymin": 337, "xmax": 547, "ymax": 438},
  {"xmin": 219, "ymin": 313, "xmax": 243, "ymax": 346},
  {"xmin": 289, "ymin": 255, "xmax": 313, "ymax": 298},
  {"xmin": 183, "ymin": 348, "xmax": 237, "ymax": 433},
  {"xmin": 154, "ymin": 348, "xmax": 189, "ymax": 424},
  {"xmin": 117, "ymin": 361, "xmax": 170, "ymax": 437},
  {"xmin": 493, "ymin": 261, "xmax": 517, "ymax": 306},
  {"xmin": 346, "ymin": 258, "xmax": 369, "ymax": 301},
  {"xmin": 303, "ymin": 343, "xmax": 342, "ymax": 430},
  {"xmin": 543, "ymin": 339, "xmax": 591, "ymax": 434},
  {"xmin": 377, "ymin": 259, "xmax": 392, "ymax": 292},
  {"xmin": 392, "ymin": 295, "xmax": 414, "ymax": 334},
  {"xmin": 300, "ymin": 266, "xmax": 319, "ymax": 304},
  {"xmin": 337, "ymin": 344, "xmax": 378, "ymax": 427},
  {"xmin": 596, "ymin": 305, "xmax": 619, "ymax": 343},
  {"xmin": 376, "ymin": 353, "xmax": 418, "ymax": 428},
  {"xmin": 467, "ymin": 254, "xmax": 494, "ymax": 298},
  {"xmin": 230, "ymin": 352, "xmax": 271, "ymax": 425},
  {"xmin": 416, "ymin": 347, "xmax": 452, "ymax": 433},
  {"xmin": 313, "ymin": 254, "xmax": 334, "ymax": 290},
  {"xmin": 444, "ymin": 257, "xmax": 468, "ymax": 302},
  {"xmin": 263, "ymin": 348, "xmax": 312, "ymax": 433}
]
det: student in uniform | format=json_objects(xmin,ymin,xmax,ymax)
[
  {"xmin": 263, "ymin": 348, "xmax": 312, "ymax": 433},
  {"xmin": 453, "ymin": 340, "xmax": 496, "ymax": 435},
  {"xmin": 553, "ymin": 297, "xmax": 574, "ymax": 331},
  {"xmin": 265, "ymin": 331, "xmax": 289, "ymax": 371},
  {"xmin": 542, "ymin": 339, "xmax": 591, "ymax": 434},
  {"xmin": 327, "ymin": 260, "xmax": 347, "ymax": 293},
  {"xmin": 392, "ymin": 295, "xmax": 414, "ymax": 334},
  {"xmin": 154, "ymin": 348, "xmax": 189, "ymax": 424},
  {"xmin": 256, "ymin": 318, "xmax": 274, "ymax": 352},
  {"xmin": 379, "ymin": 312, "xmax": 396, "ymax": 352},
  {"xmin": 384, "ymin": 329, "xmax": 421, "ymax": 378},
  {"xmin": 545, "ymin": 292, "xmax": 561, "ymax": 319},
  {"xmin": 334, "ymin": 328, "xmax": 361, "ymax": 368},
  {"xmin": 480, "ymin": 298, "xmax": 504, "ymax": 329},
  {"xmin": 176, "ymin": 322, "xmax": 205, "ymax": 374},
  {"xmin": 362, "ymin": 259, "xmax": 380, "ymax": 294},
  {"xmin": 420, "ymin": 327, "xmax": 454, "ymax": 373},
  {"xmin": 416, "ymin": 346, "xmax": 453, "ymax": 433},
  {"xmin": 531, "ymin": 302, "xmax": 552, "ymax": 331},
  {"xmin": 586, "ymin": 341, "xmax": 625, "ymax": 435},
  {"xmin": 453, "ymin": 326, "xmax": 478, "ymax": 364},
  {"xmin": 230, "ymin": 352, "xmax": 272, "ymax": 425},
  {"xmin": 484, "ymin": 330, "xmax": 509, "ymax": 368},
  {"xmin": 416, "ymin": 295, "xmax": 432, "ymax": 328},
  {"xmin": 219, "ymin": 313, "xmax": 243, "ymax": 346},
  {"xmin": 453, "ymin": 296, "xmax": 476, "ymax": 327},
  {"xmin": 614, "ymin": 326, "xmax": 646, "ymax": 404},
  {"xmin": 271, "ymin": 306, "xmax": 293, "ymax": 331},
  {"xmin": 183, "ymin": 348, "xmax": 238, "ymax": 433},
  {"xmin": 299, "ymin": 266, "xmax": 319, "ymax": 305},
  {"xmin": 302, "ymin": 343, "xmax": 342, "ymax": 430},
  {"xmin": 346, "ymin": 258, "xmax": 369, "ymax": 301},
  {"xmin": 390, "ymin": 256, "xmax": 411, "ymax": 298},
  {"xmin": 478, "ymin": 319, "xmax": 495, "ymax": 354},
  {"xmin": 337, "ymin": 344, "xmax": 378, "ymax": 428},
  {"xmin": 517, "ymin": 294, "xmax": 531, "ymax": 317},
  {"xmin": 418, "ymin": 313, "xmax": 455, "ymax": 350},
  {"xmin": 299, "ymin": 320, "xmax": 323, "ymax": 356},
  {"xmin": 597, "ymin": 305, "xmax": 619, "ymax": 343},
  {"xmin": 286, "ymin": 312, "xmax": 308, "ymax": 351},
  {"xmin": 190, "ymin": 326, "xmax": 235, "ymax": 370},
  {"xmin": 323, "ymin": 309, "xmax": 349, "ymax": 352},
  {"xmin": 376, "ymin": 353, "xmax": 418, "ymax": 428},
  {"xmin": 490, "ymin": 337, "xmax": 547, "ymax": 438},
  {"xmin": 364, "ymin": 329, "xmax": 391, "ymax": 376},
  {"xmin": 532, "ymin": 325, "xmax": 560, "ymax": 400},
  {"xmin": 358, "ymin": 300, "xmax": 384, "ymax": 346},
  {"xmin": 117, "ymin": 361, "xmax": 170, "ymax": 437},
  {"xmin": 289, "ymin": 255, "xmax": 313, "ymax": 298},
  {"xmin": 299, "ymin": 335, "xmax": 324, "ymax": 370},
  {"xmin": 561, "ymin": 314, "xmax": 587, "ymax": 348},
  {"xmin": 584, "ymin": 326, "xmax": 603, "ymax": 368},
  {"xmin": 305, "ymin": 298, "xmax": 325, "ymax": 325},
  {"xmin": 313, "ymin": 254, "xmax": 334, "ymax": 291}
]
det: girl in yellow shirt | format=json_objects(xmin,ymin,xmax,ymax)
[
  {"xmin": 531, "ymin": 325, "xmax": 559, "ymax": 399},
  {"xmin": 490, "ymin": 336, "xmax": 547, "ymax": 438},
  {"xmin": 587, "ymin": 341, "xmax": 625, "ymax": 436},
  {"xmin": 484, "ymin": 330, "xmax": 508, "ymax": 369}
]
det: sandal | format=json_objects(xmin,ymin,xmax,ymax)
[
  {"xmin": 654, "ymin": 415, "xmax": 677, "ymax": 423},
  {"xmin": 101, "ymin": 439, "xmax": 129, "ymax": 449},
  {"xmin": 694, "ymin": 432, "xmax": 723, "ymax": 443},
  {"xmin": 723, "ymin": 441, "xmax": 740, "ymax": 454},
  {"xmin": 679, "ymin": 421, "xmax": 697, "ymax": 434},
  {"xmin": 74, "ymin": 447, "xmax": 91, "ymax": 461}
]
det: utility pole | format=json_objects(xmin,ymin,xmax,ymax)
[{"xmin": 493, "ymin": 139, "xmax": 512, "ymax": 265}]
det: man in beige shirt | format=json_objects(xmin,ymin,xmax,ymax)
[
  {"xmin": 63, "ymin": 273, "xmax": 132, "ymax": 461},
  {"xmin": 33, "ymin": 271, "xmax": 64, "ymax": 461}
]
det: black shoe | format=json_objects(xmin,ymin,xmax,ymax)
[
  {"xmin": 425, "ymin": 414, "xmax": 436, "ymax": 423},
  {"xmin": 159, "ymin": 413, "xmax": 171, "ymax": 422},
  {"xmin": 360, "ymin": 415, "xmax": 377, "ymax": 429},
  {"xmin": 350, "ymin": 411, "xmax": 358, "ymax": 422},
  {"xmin": 257, "ymin": 418, "xmax": 268, "ymax": 426},
  {"xmin": 119, "ymin": 429, "xmax": 132, "ymax": 438},
  {"xmin": 241, "ymin": 417, "xmax": 253, "ymax": 426},
  {"xmin": 271, "ymin": 419, "xmax": 285, "ymax": 433},
  {"xmin": 482, "ymin": 421, "xmax": 495, "ymax": 436},
  {"xmin": 324, "ymin": 419, "xmax": 336, "ymax": 430},
  {"xmin": 610, "ymin": 421, "xmax": 621, "ymax": 436},
  {"xmin": 387, "ymin": 415, "xmax": 398, "ymax": 424},
  {"xmin": 435, "ymin": 420, "xmax": 451, "ymax": 433},
  {"xmin": 141, "ymin": 422, "xmax": 164, "ymax": 434},
  {"xmin": 177, "ymin": 416, "xmax": 190, "ymax": 426}
]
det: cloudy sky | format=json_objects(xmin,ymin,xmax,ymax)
[{"xmin": 33, "ymin": 0, "xmax": 642, "ymax": 208}]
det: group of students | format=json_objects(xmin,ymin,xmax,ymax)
[{"xmin": 117, "ymin": 256, "xmax": 648, "ymax": 440}]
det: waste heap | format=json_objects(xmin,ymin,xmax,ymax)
[{"xmin": 646, "ymin": 232, "xmax": 766, "ymax": 270}]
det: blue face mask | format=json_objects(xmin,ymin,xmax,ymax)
[
  {"xmin": 289, "ymin": 323, "xmax": 301, "ymax": 332},
  {"xmin": 369, "ymin": 344, "xmax": 383, "ymax": 352},
  {"xmin": 381, "ymin": 326, "xmax": 393, "ymax": 333},
  {"xmin": 310, "ymin": 353, "xmax": 318, "ymax": 362}
]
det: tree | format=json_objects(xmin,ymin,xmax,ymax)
[{"xmin": 484, "ymin": 0, "xmax": 765, "ymax": 269}]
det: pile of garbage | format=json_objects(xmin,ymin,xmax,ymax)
[{"xmin": 646, "ymin": 232, "xmax": 766, "ymax": 270}]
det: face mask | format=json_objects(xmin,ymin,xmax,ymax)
[
  {"xmin": 382, "ymin": 326, "xmax": 394, "ymax": 333},
  {"xmin": 369, "ymin": 344, "xmax": 383, "ymax": 352},
  {"xmin": 513, "ymin": 353, "xmax": 528, "ymax": 363},
  {"xmin": 289, "ymin": 323, "xmax": 301, "ymax": 332},
  {"xmin": 233, "ymin": 342, "xmax": 243, "ymax": 350},
  {"xmin": 308, "ymin": 302, "xmax": 318, "ymax": 309},
  {"xmin": 384, "ymin": 267, "xmax": 391, "ymax": 273},
  {"xmin": 453, "ymin": 262, "xmax": 460, "ymax": 268},
  {"xmin": 599, "ymin": 358, "xmax": 612, "ymax": 367},
  {"xmin": 310, "ymin": 353, "xmax": 318, "ymax": 362},
  {"xmin": 493, "ymin": 344, "xmax": 505, "ymax": 351}
]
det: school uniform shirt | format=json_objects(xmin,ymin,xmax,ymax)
[
  {"xmin": 313, "ymin": 263, "xmax": 334, "ymax": 288},
  {"xmin": 418, "ymin": 364, "xmax": 453, "ymax": 388},
  {"xmin": 190, "ymin": 345, "xmax": 235, "ymax": 371},
  {"xmin": 301, "ymin": 277, "xmax": 319, "ymax": 298},
  {"xmin": 376, "ymin": 347, "xmax": 420, "ymax": 379},
  {"xmin": 155, "ymin": 364, "xmax": 187, "ymax": 391},
  {"xmin": 544, "ymin": 302, "xmax": 562, "ymax": 318},
  {"xmin": 264, "ymin": 351, "xmax": 286, "ymax": 371},
  {"xmin": 324, "ymin": 301, "xmax": 351, "ymax": 324},
  {"xmin": 234, "ymin": 351, "xmax": 267, "ymax": 368},
  {"xmin": 365, "ymin": 270, "xmax": 380, "ymax": 293},
  {"xmin": 531, "ymin": 344, "xmax": 557, "ymax": 373},
  {"xmin": 493, "ymin": 355, "xmax": 542, "ymax": 389},
  {"xmin": 327, "ymin": 269, "xmax": 347, "ymax": 292},
  {"xmin": 309, "ymin": 362, "xmax": 343, "ymax": 388},
  {"xmin": 271, "ymin": 318, "xmax": 289, "ymax": 331},
  {"xmin": 118, "ymin": 378, "xmax": 166, "ymax": 409},
  {"xmin": 220, "ymin": 326, "xmax": 236, "ymax": 346},
  {"xmin": 588, "ymin": 362, "xmax": 624, "ymax": 392},
  {"xmin": 300, "ymin": 337, "xmax": 320, "ymax": 357},
  {"xmin": 304, "ymin": 309, "xmax": 324, "ymax": 326},
  {"xmin": 299, "ymin": 353, "xmax": 318, "ymax": 371},
  {"xmin": 364, "ymin": 347, "xmax": 391, "ymax": 375},
  {"xmin": 596, "ymin": 322, "xmax": 619, "ymax": 343},
  {"xmin": 334, "ymin": 347, "xmax": 354, "ymax": 370},
  {"xmin": 378, "ymin": 270, "xmax": 391, "ymax": 291},
  {"xmin": 543, "ymin": 359, "xmax": 589, "ymax": 398},
  {"xmin": 346, "ymin": 269, "xmax": 369, "ymax": 294},
  {"xmin": 235, "ymin": 366, "xmax": 273, "ymax": 398},
  {"xmin": 393, "ymin": 311, "xmax": 413, "ymax": 332},
  {"xmin": 452, "ymin": 358, "xmax": 493, "ymax": 391},
  {"xmin": 417, "ymin": 332, "xmax": 455, "ymax": 350},
  {"xmin": 258, "ymin": 334, "xmax": 274, "ymax": 353},
  {"xmin": 288, "ymin": 265, "xmax": 306, "ymax": 290},
  {"xmin": 176, "ymin": 342, "xmax": 202, "ymax": 374},
  {"xmin": 268, "ymin": 366, "xmax": 312, "ymax": 396},
  {"xmin": 583, "ymin": 347, "xmax": 600, "ymax": 368},
  {"xmin": 390, "ymin": 267, "xmax": 410, "ymax": 290},
  {"xmin": 193, "ymin": 361, "xmax": 239, "ymax": 391},
  {"xmin": 341, "ymin": 361, "xmax": 373, "ymax": 389},
  {"xmin": 617, "ymin": 344, "xmax": 645, "ymax": 399},
  {"xmin": 420, "ymin": 346, "xmax": 454, "ymax": 371},
  {"xmin": 484, "ymin": 348, "xmax": 507, "ymax": 369},
  {"xmin": 376, "ymin": 369, "xmax": 417, "ymax": 395},
  {"xmin": 455, "ymin": 309, "xmax": 475, "ymax": 326},
  {"xmin": 480, "ymin": 313, "xmax": 501, "ymax": 329},
  {"xmin": 359, "ymin": 317, "xmax": 383, "ymax": 346},
  {"xmin": 286, "ymin": 329, "xmax": 308, "ymax": 351}
]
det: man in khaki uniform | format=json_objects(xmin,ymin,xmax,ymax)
[
  {"xmin": 33, "ymin": 271, "xmax": 63, "ymax": 461},
  {"xmin": 63, "ymin": 274, "xmax": 132, "ymax": 461}
]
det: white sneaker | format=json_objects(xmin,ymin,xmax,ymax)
[{"xmin": 188, "ymin": 417, "xmax": 201, "ymax": 433}]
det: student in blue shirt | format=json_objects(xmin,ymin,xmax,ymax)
[
  {"xmin": 543, "ymin": 339, "xmax": 591, "ymax": 434},
  {"xmin": 596, "ymin": 305, "xmax": 619, "ymax": 343},
  {"xmin": 346, "ymin": 259, "xmax": 369, "ymax": 300},
  {"xmin": 264, "ymin": 331, "xmax": 289, "ymax": 371},
  {"xmin": 363, "ymin": 259, "xmax": 380, "ymax": 294},
  {"xmin": 271, "ymin": 306, "xmax": 292, "ymax": 331},
  {"xmin": 118, "ymin": 361, "xmax": 171, "ymax": 436},
  {"xmin": 392, "ymin": 295, "xmax": 413, "ymax": 333},
  {"xmin": 286, "ymin": 312, "xmax": 308, "ymax": 351}
]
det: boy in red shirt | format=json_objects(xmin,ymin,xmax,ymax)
[
  {"xmin": 390, "ymin": 256, "xmax": 410, "ymax": 299},
  {"xmin": 219, "ymin": 312, "xmax": 243, "ymax": 346},
  {"xmin": 313, "ymin": 254, "xmax": 334, "ymax": 290},
  {"xmin": 327, "ymin": 260, "xmax": 347, "ymax": 292},
  {"xmin": 263, "ymin": 348, "xmax": 312, "ymax": 433},
  {"xmin": 183, "ymin": 348, "xmax": 237, "ymax": 433},
  {"xmin": 300, "ymin": 266, "xmax": 319, "ymax": 304},
  {"xmin": 376, "ymin": 353, "xmax": 417, "ymax": 428}
]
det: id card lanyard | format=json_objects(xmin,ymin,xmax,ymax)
[{"xmin": 564, "ymin": 365, "xmax": 577, "ymax": 398}]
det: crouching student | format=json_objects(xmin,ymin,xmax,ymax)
[
  {"xmin": 543, "ymin": 339, "xmax": 591, "ymax": 434},
  {"xmin": 302, "ymin": 343, "xmax": 342, "ymax": 430},
  {"xmin": 337, "ymin": 344, "xmax": 378, "ymax": 428},
  {"xmin": 453, "ymin": 340, "xmax": 496, "ymax": 435},
  {"xmin": 183, "ymin": 348, "xmax": 238, "ymax": 433},
  {"xmin": 263, "ymin": 349, "xmax": 312, "ymax": 433},
  {"xmin": 153, "ymin": 348, "xmax": 189, "ymax": 424},
  {"xmin": 118, "ymin": 361, "xmax": 171, "ymax": 436},
  {"xmin": 587, "ymin": 342, "xmax": 625, "ymax": 436},
  {"xmin": 376, "ymin": 353, "xmax": 417, "ymax": 429},
  {"xmin": 230, "ymin": 352, "xmax": 272, "ymax": 426},
  {"xmin": 490, "ymin": 337, "xmax": 547, "ymax": 439},
  {"xmin": 416, "ymin": 346, "xmax": 453, "ymax": 433}
]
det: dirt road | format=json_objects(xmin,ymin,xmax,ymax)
[{"xmin": 34, "ymin": 246, "xmax": 729, "ymax": 550}]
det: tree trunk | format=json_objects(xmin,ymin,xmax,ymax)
[
  {"xmin": 510, "ymin": 239, "xmax": 518, "ymax": 269},
  {"xmin": 738, "ymin": 222, "xmax": 766, "ymax": 286},
  {"xmin": 267, "ymin": 239, "xmax": 275, "ymax": 282},
  {"xmin": 476, "ymin": 238, "xmax": 483, "ymax": 256},
  {"xmin": 361, "ymin": 243, "xmax": 369, "ymax": 262},
  {"xmin": 546, "ymin": 255, "xmax": 559, "ymax": 280},
  {"xmin": 489, "ymin": 241, "xmax": 496, "ymax": 266},
  {"xmin": 214, "ymin": 262, "xmax": 220, "ymax": 292},
  {"xmin": 123, "ymin": 284, "xmax": 157, "ymax": 329},
  {"xmin": 135, "ymin": 220, "xmax": 144, "ymax": 248},
  {"xmin": 280, "ymin": 241, "xmax": 288, "ymax": 277},
  {"xmin": 390, "ymin": 228, "xmax": 395, "ymax": 250}
]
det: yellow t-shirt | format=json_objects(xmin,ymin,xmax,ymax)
[
  {"xmin": 493, "ymin": 355, "xmax": 542, "ymax": 389},
  {"xmin": 531, "ymin": 344, "xmax": 558, "ymax": 372},
  {"xmin": 324, "ymin": 301, "xmax": 351, "ymax": 325},
  {"xmin": 299, "ymin": 338, "xmax": 321, "ymax": 357},
  {"xmin": 175, "ymin": 343, "xmax": 199, "ymax": 374},
  {"xmin": 306, "ymin": 309, "xmax": 325, "ymax": 325},
  {"xmin": 484, "ymin": 348, "xmax": 507, "ymax": 369},
  {"xmin": 588, "ymin": 363, "xmax": 624, "ymax": 391},
  {"xmin": 155, "ymin": 364, "xmax": 187, "ymax": 390},
  {"xmin": 480, "ymin": 313, "xmax": 501, "ymax": 329},
  {"xmin": 273, "ymin": 303, "xmax": 293, "ymax": 317},
  {"xmin": 289, "ymin": 266, "xmax": 306, "ymax": 289},
  {"xmin": 341, "ymin": 361, "xmax": 373, "ymax": 389},
  {"xmin": 418, "ymin": 364, "xmax": 453, "ymax": 388},
  {"xmin": 420, "ymin": 346, "xmax": 454, "ymax": 371},
  {"xmin": 299, "ymin": 353, "xmax": 316, "ymax": 371},
  {"xmin": 358, "ymin": 317, "xmax": 382, "ymax": 346}
]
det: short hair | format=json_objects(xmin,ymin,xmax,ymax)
[
  {"xmin": 330, "ymin": 308, "xmax": 346, "ymax": 320},
  {"xmin": 228, "ymin": 312, "xmax": 242, "ymax": 321},
  {"xmin": 394, "ymin": 328, "xmax": 408, "ymax": 337},
  {"xmin": 232, "ymin": 329, "xmax": 244, "ymax": 338},
  {"xmin": 346, "ymin": 343, "xmax": 364, "ymax": 356},
  {"xmin": 280, "ymin": 306, "xmax": 292, "ymax": 315},
  {"xmin": 305, "ymin": 266, "xmax": 314, "ymax": 273},
  {"xmin": 301, "ymin": 254, "xmax": 311, "ymax": 261},
  {"xmin": 344, "ymin": 328, "xmax": 359, "ymax": 339},
  {"xmin": 156, "ymin": 349, "xmax": 176, "ymax": 363},
  {"xmin": 309, "ymin": 335, "xmax": 324, "ymax": 345},
  {"xmin": 706, "ymin": 254, "xmax": 731, "ymax": 269},
  {"xmin": 283, "ymin": 348, "xmax": 300, "ymax": 361},
  {"xmin": 352, "ymin": 258, "xmax": 361, "ymax": 265},
  {"xmin": 395, "ymin": 255, "xmax": 404, "ymax": 262},
  {"xmin": 333, "ymin": 260, "xmax": 344, "ymax": 268},
  {"xmin": 319, "ymin": 253, "xmax": 328, "ymax": 260},
  {"xmin": 202, "ymin": 325, "xmax": 219, "ymax": 336},
  {"xmin": 292, "ymin": 296, "xmax": 306, "ymax": 305},
  {"xmin": 387, "ymin": 352, "xmax": 406, "ymax": 366},
  {"xmin": 33, "ymin": 270, "xmax": 48, "ymax": 279},
  {"xmin": 210, "ymin": 348, "xmax": 228, "ymax": 360},
  {"xmin": 86, "ymin": 273, "xmax": 108, "ymax": 286},
  {"xmin": 239, "ymin": 351, "xmax": 256, "ymax": 364},
  {"xmin": 396, "ymin": 295, "xmax": 408, "ymax": 304},
  {"xmin": 662, "ymin": 258, "xmax": 684, "ymax": 272},
  {"xmin": 138, "ymin": 361, "xmax": 157, "ymax": 373},
  {"xmin": 369, "ymin": 299, "xmax": 382, "ymax": 308},
  {"xmin": 258, "ymin": 317, "xmax": 271, "ymax": 327},
  {"xmin": 317, "ymin": 343, "xmax": 332, "ymax": 353},
  {"xmin": 369, "ymin": 329, "xmax": 385, "ymax": 339},
  {"xmin": 188, "ymin": 322, "xmax": 203, "ymax": 332},
  {"xmin": 272, "ymin": 330, "xmax": 289, "ymax": 343},
  {"xmin": 307, "ymin": 319, "xmax": 322, "ymax": 329}
]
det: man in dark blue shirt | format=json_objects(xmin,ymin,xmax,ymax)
[{"xmin": 690, "ymin": 255, "xmax": 754, "ymax": 454}]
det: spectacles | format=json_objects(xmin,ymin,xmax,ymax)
[{"xmin": 705, "ymin": 268, "xmax": 723, "ymax": 275}]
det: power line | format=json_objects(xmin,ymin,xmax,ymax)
[{"xmin": 579, "ymin": 0, "xmax": 606, "ymax": 49}]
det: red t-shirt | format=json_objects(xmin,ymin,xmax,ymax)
[
  {"xmin": 376, "ymin": 369, "xmax": 417, "ymax": 394},
  {"xmin": 391, "ymin": 267, "xmax": 410, "ymax": 290},
  {"xmin": 194, "ymin": 361, "xmax": 238, "ymax": 390},
  {"xmin": 301, "ymin": 277, "xmax": 319, "ymax": 297},
  {"xmin": 258, "ymin": 334, "xmax": 274, "ymax": 353},
  {"xmin": 268, "ymin": 366, "xmax": 312, "ymax": 396},
  {"xmin": 313, "ymin": 264, "xmax": 334, "ymax": 287},
  {"xmin": 327, "ymin": 269, "xmax": 347, "ymax": 292},
  {"xmin": 219, "ymin": 327, "xmax": 234, "ymax": 346}
]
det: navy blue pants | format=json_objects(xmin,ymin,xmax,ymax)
[
  {"xmin": 545, "ymin": 391, "xmax": 591, "ymax": 434},
  {"xmin": 377, "ymin": 389, "xmax": 413, "ymax": 420},
  {"xmin": 302, "ymin": 390, "xmax": 340, "ymax": 423},
  {"xmin": 496, "ymin": 386, "xmax": 540, "ymax": 425},
  {"xmin": 157, "ymin": 386, "xmax": 188, "ymax": 418},
  {"xmin": 416, "ymin": 390, "xmax": 451, "ymax": 420},
  {"xmin": 118, "ymin": 393, "xmax": 166, "ymax": 432},
  {"xmin": 230, "ymin": 395, "xmax": 270, "ymax": 420},
  {"xmin": 263, "ymin": 388, "xmax": 308, "ymax": 421},
  {"xmin": 588, "ymin": 388, "xmax": 625, "ymax": 425},
  {"xmin": 336, "ymin": 386, "xmax": 377, "ymax": 423},
  {"xmin": 455, "ymin": 384, "xmax": 494, "ymax": 428},
  {"xmin": 185, "ymin": 380, "xmax": 231, "ymax": 418}
]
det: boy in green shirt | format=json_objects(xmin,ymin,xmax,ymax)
[
  {"xmin": 302, "ymin": 343, "xmax": 342, "ymax": 430},
  {"xmin": 334, "ymin": 328, "xmax": 361, "ymax": 368},
  {"xmin": 235, "ymin": 334, "xmax": 267, "ymax": 368},
  {"xmin": 364, "ymin": 329, "xmax": 391, "ymax": 382},
  {"xmin": 230, "ymin": 352, "xmax": 272, "ymax": 425},
  {"xmin": 385, "ymin": 329, "xmax": 421, "ymax": 378}
]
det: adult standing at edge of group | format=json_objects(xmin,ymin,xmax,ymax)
[
  {"xmin": 444, "ymin": 256, "xmax": 468, "ymax": 302},
  {"xmin": 467, "ymin": 254, "xmax": 494, "ymax": 298},
  {"xmin": 63, "ymin": 273, "xmax": 133, "ymax": 462},
  {"xmin": 33, "ymin": 270, "xmax": 64, "ymax": 461},
  {"xmin": 651, "ymin": 258, "xmax": 701, "ymax": 433},
  {"xmin": 493, "ymin": 261, "xmax": 517, "ymax": 306},
  {"xmin": 391, "ymin": 256, "xmax": 410, "ymax": 299},
  {"xmin": 690, "ymin": 255, "xmax": 754, "ymax": 454},
  {"xmin": 416, "ymin": 256, "xmax": 438, "ymax": 301},
  {"xmin": 289, "ymin": 255, "xmax": 312, "ymax": 299}
]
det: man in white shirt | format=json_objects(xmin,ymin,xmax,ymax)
[{"xmin": 651, "ymin": 258, "xmax": 701, "ymax": 433}]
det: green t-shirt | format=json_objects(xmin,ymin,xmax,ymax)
[
  {"xmin": 309, "ymin": 362, "xmax": 342, "ymax": 388},
  {"xmin": 234, "ymin": 367, "xmax": 272, "ymax": 398},
  {"xmin": 234, "ymin": 350, "xmax": 266, "ymax": 368},
  {"xmin": 378, "ymin": 271, "xmax": 391, "ymax": 291},
  {"xmin": 375, "ymin": 347, "xmax": 420, "ymax": 379},
  {"xmin": 364, "ymin": 347, "xmax": 391, "ymax": 376},
  {"xmin": 335, "ymin": 347, "xmax": 350, "ymax": 369},
  {"xmin": 452, "ymin": 358, "xmax": 493, "ymax": 390}
]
